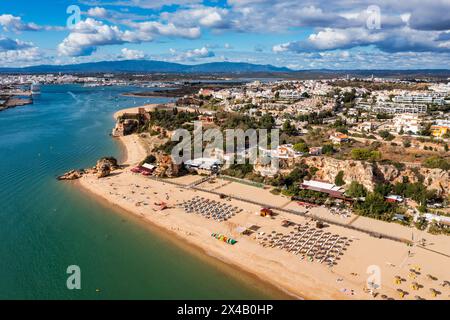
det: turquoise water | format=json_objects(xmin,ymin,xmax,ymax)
[{"xmin": 0, "ymin": 85, "xmax": 273, "ymax": 299}]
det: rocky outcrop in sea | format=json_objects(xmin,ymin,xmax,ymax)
[{"xmin": 58, "ymin": 157, "xmax": 119, "ymax": 181}]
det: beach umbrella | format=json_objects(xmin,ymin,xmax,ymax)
[
  {"xmin": 429, "ymin": 288, "xmax": 439, "ymax": 297},
  {"xmin": 394, "ymin": 276, "xmax": 402, "ymax": 285},
  {"xmin": 427, "ymin": 274, "xmax": 437, "ymax": 281},
  {"xmin": 396, "ymin": 289, "xmax": 405, "ymax": 298}
]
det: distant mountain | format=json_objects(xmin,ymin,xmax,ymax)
[
  {"xmin": 1, "ymin": 60, "xmax": 450, "ymax": 78},
  {"xmin": 182, "ymin": 62, "xmax": 292, "ymax": 73},
  {"xmin": 0, "ymin": 60, "xmax": 292, "ymax": 74}
]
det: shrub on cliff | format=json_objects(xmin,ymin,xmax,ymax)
[
  {"xmin": 379, "ymin": 130, "xmax": 395, "ymax": 141},
  {"xmin": 350, "ymin": 148, "xmax": 381, "ymax": 161},
  {"xmin": 423, "ymin": 156, "xmax": 450, "ymax": 171},
  {"xmin": 321, "ymin": 144, "xmax": 334, "ymax": 155},
  {"xmin": 334, "ymin": 171, "xmax": 345, "ymax": 186},
  {"xmin": 141, "ymin": 155, "xmax": 156, "ymax": 165},
  {"xmin": 293, "ymin": 142, "xmax": 309, "ymax": 153},
  {"xmin": 346, "ymin": 181, "xmax": 367, "ymax": 198}
]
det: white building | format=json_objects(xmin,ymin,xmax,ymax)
[
  {"xmin": 373, "ymin": 102, "xmax": 427, "ymax": 114},
  {"xmin": 278, "ymin": 90, "xmax": 303, "ymax": 100},
  {"xmin": 184, "ymin": 158, "xmax": 222, "ymax": 174},
  {"xmin": 394, "ymin": 94, "xmax": 445, "ymax": 106},
  {"xmin": 423, "ymin": 213, "xmax": 450, "ymax": 226},
  {"xmin": 394, "ymin": 114, "xmax": 422, "ymax": 134}
]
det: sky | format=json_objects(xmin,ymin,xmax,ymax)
[{"xmin": 2, "ymin": 0, "xmax": 450, "ymax": 69}]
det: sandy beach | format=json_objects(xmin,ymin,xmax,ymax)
[{"xmin": 77, "ymin": 108, "xmax": 450, "ymax": 300}]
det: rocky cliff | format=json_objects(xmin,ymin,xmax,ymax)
[{"xmin": 301, "ymin": 156, "xmax": 449, "ymax": 195}]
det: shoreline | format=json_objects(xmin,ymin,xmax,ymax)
[
  {"xmin": 87, "ymin": 109, "xmax": 297, "ymax": 299},
  {"xmin": 122, "ymin": 93, "xmax": 182, "ymax": 99},
  {"xmin": 79, "ymin": 133, "xmax": 298, "ymax": 299},
  {"xmin": 77, "ymin": 134, "xmax": 347, "ymax": 300},
  {"xmin": 74, "ymin": 178, "xmax": 293, "ymax": 299},
  {"xmin": 79, "ymin": 134, "xmax": 315, "ymax": 298},
  {"xmin": 0, "ymin": 99, "xmax": 33, "ymax": 112},
  {"xmin": 74, "ymin": 106, "xmax": 450, "ymax": 301}
]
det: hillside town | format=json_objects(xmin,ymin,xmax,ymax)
[
  {"xmin": 4, "ymin": 73, "xmax": 450, "ymax": 235},
  {"xmin": 111, "ymin": 76, "xmax": 450, "ymax": 237}
]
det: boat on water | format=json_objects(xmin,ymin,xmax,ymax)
[{"xmin": 31, "ymin": 83, "xmax": 41, "ymax": 95}]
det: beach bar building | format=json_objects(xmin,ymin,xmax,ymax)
[
  {"xmin": 184, "ymin": 158, "xmax": 222, "ymax": 175},
  {"xmin": 423, "ymin": 213, "xmax": 450, "ymax": 226},
  {"xmin": 300, "ymin": 180, "xmax": 348, "ymax": 200}
]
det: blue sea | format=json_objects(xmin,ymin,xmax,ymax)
[{"xmin": 0, "ymin": 84, "xmax": 275, "ymax": 299}]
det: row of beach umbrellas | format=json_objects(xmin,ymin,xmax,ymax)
[{"xmin": 181, "ymin": 196, "xmax": 242, "ymax": 222}]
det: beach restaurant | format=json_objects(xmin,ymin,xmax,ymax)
[
  {"xmin": 300, "ymin": 180, "xmax": 350, "ymax": 201},
  {"xmin": 184, "ymin": 158, "xmax": 222, "ymax": 175},
  {"xmin": 131, "ymin": 163, "xmax": 156, "ymax": 176}
]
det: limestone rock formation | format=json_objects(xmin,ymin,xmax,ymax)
[
  {"xmin": 300, "ymin": 156, "xmax": 449, "ymax": 196},
  {"xmin": 95, "ymin": 158, "xmax": 115, "ymax": 178},
  {"xmin": 57, "ymin": 170, "xmax": 84, "ymax": 180},
  {"xmin": 96, "ymin": 164, "xmax": 111, "ymax": 178},
  {"xmin": 97, "ymin": 157, "xmax": 119, "ymax": 170},
  {"xmin": 154, "ymin": 154, "xmax": 181, "ymax": 178},
  {"xmin": 58, "ymin": 157, "xmax": 119, "ymax": 181},
  {"xmin": 302, "ymin": 156, "xmax": 376, "ymax": 191}
]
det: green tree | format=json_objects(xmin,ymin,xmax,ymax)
[
  {"xmin": 335, "ymin": 171, "xmax": 345, "ymax": 186},
  {"xmin": 374, "ymin": 183, "xmax": 392, "ymax": 196},
  {"xmin": 282, "ymin": 120, "xmax": 297, "ymax": 135},
  {"xmin": 309, "ymin": 166, "xmax": 319, "ymax": 177},
  {"xmin": 321, "ymin": 144, "xmax": 334, "ymax": 155},
  {"xmin": 301, "ymin": 92, "xmax": 310, "ymax": 98},
  {"xmin": 346, "ymin": 181, "xmax": 368, "ymax": 198},
  {"xmin": 259, "ymin": 114, "xmax": 275, "ymax": 130},
  {"xmin": 402, "ymin": 140, "xmax": 411, "ymax": 148},
  {"xmin": 379, "ymin": 130, "xmax": 395, "ymax": 141},
  {"xmin": 423, "ymin": 156, "xmax": 450, "ymax": 171},
  {"xmin": 351, "ymin": 148, "xmax": 382, "ymax": 161},
  {"xmin": 141, "ymin": 154, "xmax": 156, "ymax": 164},
  {"xmin": 293, "ymin": 142, "xmax": 309, "ymax": 153},
  {"xmin": 354, "ymin": 192, "xmax": 395, "ymax": 220},
  {"xmin": 419, "ymin": 123, "xmax": 432, "ymax": 136}
]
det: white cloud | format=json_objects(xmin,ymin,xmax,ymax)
[
  {"xmin": 120, "ymin": 48, "xmax": 145, "ymax": 59},
  {"xmin": 87, "ymin": 7, "xmax": 109, "ymax": 19},
  {"xmin": 0, "ymin": 14, "xmax": 41, "ymax": 32},
  {"xmin": 272, "ymin": 43, "xmax": 289, "ymax": 53},
  {"xmin": 161, "ymin": 6, "xmax": 229, "ymax": 29},
  {"xmin": 170, "ymin": 46, "xmax": 215, "ymax": 61},
  {"xmin": 58, "ymin": 18, "xmax": 136, "ymax": 56},
  {"xmin": 57, "ymin": 18, "xmax": 200, "ymax": 57},
  {"xmin": 0, "ymin": 47, "xmax": 42, "ymax": 65},
  {"xmin": 185, "ymin": 47, "xmax": 214, "ymax": 59},
  {"xmin": 0, "ymin": 37, "xmax": 33, "ymax": 51},
  {"xmin": 131, "ymin": 21, "xmax": 200, "ymax": 39},
  {"xmin": 273, "ymin": 27, "xmax": 450, "ymax": 53},
  {"xmin": 82, "ymin": 0, "xmax": 201, "ymax": 9}
]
